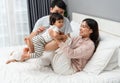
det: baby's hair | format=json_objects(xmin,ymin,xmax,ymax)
[{"xmin": 50, "ymin": 13, "xmax": 64, "ymax": 25}]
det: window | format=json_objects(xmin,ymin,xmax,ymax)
[{"xmin": 0, "ymin": 0, "xmax": 30, "ymax": 47}]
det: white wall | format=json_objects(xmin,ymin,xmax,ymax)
[{"xmin": 66, "ymin": 0, "xmax": 120, "ymax": 22}]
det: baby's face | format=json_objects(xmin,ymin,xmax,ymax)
[{"xmin": 54, "ymin": 19, "xmax": 64, "ymax": 28}]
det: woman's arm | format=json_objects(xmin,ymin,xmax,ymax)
[
  {"xmin": 44, "ymin": 29, "xmax": 68, "ymax": 51},
  {"xmin": 44, "ymin": 40, "xmax": 59, "ymax": 51},
  {"xmin": 48, "ymin": 29, "xmax": 68, "ymax": 40},
  {"xmin": 56, "ymin": 39, "xmax": 95, "ymax": 59}
]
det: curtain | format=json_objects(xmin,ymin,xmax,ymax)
[
  {"xmin": 0, "ymin": 0, "xmax": 30, "ymax": 47},
  {"xmin": 27, "ymin": 0, "xmax": 51, "ymax": 32}
]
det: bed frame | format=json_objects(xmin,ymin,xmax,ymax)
[{"xmin": 72, "ymin": 12, "xmax": 120, "ymax": 37}]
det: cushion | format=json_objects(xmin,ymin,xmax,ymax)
[
  {"xmin": 100, "ymin": 31, "xmax": 120, "ymax": 67},
  {"xmin": 83, "ymin": 47, "xmax": 119, "ymax": 75},
  {"xmin": 70, "ymin": 21, "xmax": 80, "ymax": 37},
  {"xmin": 83, "ymin": 31, "xmax": 120, "ymax": 75},
  {"xmin": 104, "ymin": 47, "xmax": 119, "ymax": 70}
]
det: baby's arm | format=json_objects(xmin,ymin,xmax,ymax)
[{"xmin": 49, "ymin": 29, "xmax": 67, "ymax": 40}]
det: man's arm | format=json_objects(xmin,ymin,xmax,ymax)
[{"xmin": 25, "ymin": 26, "xmax": 46, "ymax": 40}]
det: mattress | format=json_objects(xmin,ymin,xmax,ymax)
[{"xmin": 0, "ymin": 46, "xmax": 120, "ymax": 83}]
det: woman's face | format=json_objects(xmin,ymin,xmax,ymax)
[
  {"xmin": 80, "ymin": 21, "xmax": 93, "ymax": 38},
  {"xmin": 50, "ymin": 6, "xmax": 65, "ymax": 16}
]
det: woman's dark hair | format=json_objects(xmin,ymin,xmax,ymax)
[
  {"xmin": 83, "ymin": 18, "xmax": 99, "ymax": 51},
  {"xmin": 51, "ymin": 0, "xmax": 66, "ymax": 11},
  {"xmin": 50, "ymin": 13, "xmax": 64, "ymax": 25}
]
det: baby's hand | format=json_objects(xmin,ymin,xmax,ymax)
[{"xmin": 62, "ymin": 35, "xmax": 68, "ymax": 42}]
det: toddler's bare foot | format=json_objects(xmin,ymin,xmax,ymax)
[
  {"xmin": 24, "ymin": 37, "xmax": 28, "ymax": 44},
  {"xmin": 6, "ymin": 59, "xmax": 17, "ymax": 64},
  {"xmin": 24, "ymin": 37, "xmax": 34, "ymax": 53}
]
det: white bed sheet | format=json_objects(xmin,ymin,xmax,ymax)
[{"xmin": 0, "ymin": 46, "xmax": 120, "ymax": 83}]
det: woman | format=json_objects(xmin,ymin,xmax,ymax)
[{"xmin": 51, "ymin": 18, "xmax": 99, "ymax": 75}]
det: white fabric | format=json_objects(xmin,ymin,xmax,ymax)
[
  {"xmin": 0, "ymin": 0, "xmax": 29, "ymax": 47},
  {"xmin": 6, "ymin": 46, "xmax": 55, "ymax": 67},
  {"xmin": 52, "ymin": 49, "xmax": 75, "ymax": 75},
  {"xmin": 99, "ymin": 31, "xmax": 120, "ymax": 67},
  {"xmin": 41, "ymin": 25, "xmax": 60, "ymax": 42},
  {"xmin": 83, "ymin": 31, "xmax": 120, "ymax": 75},
  {"xmin": 70, "ymin": 21, "xmax": 80, "ymax": 37},
  {"xmin": 0, "ymin": 46, "xmax": 120, "ymax": 83},
  {"xmin": 52, "ymin": 38, "xmax": 75, "ymax": 75},
  {"xmin": 39, "ymin": 51, "xmax": 55, "ymax": 66},
  {"xmin": 83, "ymin": 47, "xmax": 118, "ymax": 75}
]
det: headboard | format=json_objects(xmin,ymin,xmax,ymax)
[{"xmin": 72, "ymin": 12, "xmax": 120, "ymax": 37}]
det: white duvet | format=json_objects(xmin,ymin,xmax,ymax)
[{"xmin": 0, "ymin": 46, "xmax": 120, "ymax": 83}]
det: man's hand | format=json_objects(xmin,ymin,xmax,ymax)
[
  {"xmin": 36, "ymin": 26, "xmax": 46, "ymax": 33},
  {"xmin": 24, "ymin": 26, "xmax": 46, "ymax": 44}
]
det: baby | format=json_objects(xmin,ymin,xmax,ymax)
[{"xmin": 6, "ymin": 13, "xmax": 67, "ymax": 65}]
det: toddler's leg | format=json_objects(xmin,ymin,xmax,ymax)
[
  {"xmin": 24, "ymin": 31, "xmax": 37, "ymax": 44},
  {"xmin": 23, "ymin": 47, "xmax": 29, "ymax": 53},
  {"xmin": 25, "ymin": 38, "xmax": 34, "ymax": 53}
]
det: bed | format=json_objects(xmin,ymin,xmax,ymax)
[{"xmin": 0, "ymin": 12, "xmax": 120, "ymax": 83}]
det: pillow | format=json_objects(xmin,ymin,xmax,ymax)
[
  {"xmin": 83, "ymin": 31, "xmax": 120, "ymax": 75},
  {"xmin": 70, "ymin": 21, "xmax": 80, "ymax": 37},
  {"xmin": 118, "ymin": 50, "xmax": 120, "ymax": 67},
  {"xmin": 83, "ymin": 47, "xmax": 119, "ymax": 75},
  {"xmin": 104, "ymin": 47, "xmax": 119, "ymax": 70},
  {"xmin": 99, "ymin": 31, "xmax": 120, "ymax": 67}
]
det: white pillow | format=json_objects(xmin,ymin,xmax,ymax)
[
  {"xmin": 118, "ymin": 50, "xmax": 120, "ymax": 67},
  {"xmin": 104, "ymin": 47, "xmax": 119, "ymax": 70},
  {"xmin": 83, "ymin": 31, "xmax": 120, "ymax": 75},
  {"xmin": 70, "ymin": 21, "xmax": 80, "ymax": 37},
  {"xmin": 83, "ymin": 47, "xmax": 118, "ymax": 75},
  {"xmin": 100, "ymin": 31, "xmax": 120, "ymax": 67}
]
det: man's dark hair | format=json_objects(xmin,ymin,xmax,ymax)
[
  {"xmin": 50, "ymin": 13, "xmax": 63, "ymax": 25},
  {"xmin": 51, "ymin": 0, "xmax": 66, "ymax": 11}
]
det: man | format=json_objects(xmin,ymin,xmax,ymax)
[{"xmin": 21, "ymin": 0, "xmax": 72, "ymax": 60}]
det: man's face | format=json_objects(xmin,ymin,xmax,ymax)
[{"xmin": 50, "ymin": 6, "xmax": 65, "ymax": 16}]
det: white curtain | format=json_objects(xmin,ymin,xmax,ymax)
[{"xmin": 0, "ymin": 0, "xmax": 30, "ymax": 47}]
